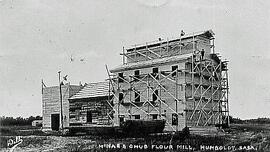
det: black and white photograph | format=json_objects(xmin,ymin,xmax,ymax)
[{"xmin": 0, "ymin": 0, "xmax": 270, "ymax": 151}]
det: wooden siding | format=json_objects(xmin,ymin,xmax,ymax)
[
  {"xmin": 125, "ymin": 30, "xmax": 214, "ymax": 63},
  {"xmin": 112, "ymin": 61, "xmax": 187, "ymax": 131},
  {"xmin": 42, "ymin": 85, "xmax": 82, "ymax": 130},
  {"xmin": 110, "ymin": 31, "xmax": 221, "ymax": 131},
  {"xmin": 69, "ymin": 98, "xmax": 112, "ymax": 126}
]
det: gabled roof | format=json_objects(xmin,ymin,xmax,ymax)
[
  {"xmin": 110, "ymin": 53, "xmax": 192, "ymax": 73},
  {"xmin": 69, "ymin": 81, "xmax": 110, "ymax": 100}
]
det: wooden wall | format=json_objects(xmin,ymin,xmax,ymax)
[
  {"xmin": 125, "ymin": 36, "xmax": 212, "ymax": 63},
  {"xmin": 112, "ymin": 61, "xmax": 187, "ymax": 131},
  {"xmin": 69, "ymin": 97, "xmax": 112, "ymax": 126},
  {"xmin": 126, "ymin": 38, "xmax": 195, "ymax": 63},
  {"xmin": 42, "ymin": 85, "xmax": 82, "ymax": 130},
  {"xmin": 111, "ymin": 34, "xmax": 222, "ymax": 131}
]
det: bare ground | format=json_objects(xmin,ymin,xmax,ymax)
[{"xmin": 0, "ymin": 124, "xmax": 270, "ymax": 152}]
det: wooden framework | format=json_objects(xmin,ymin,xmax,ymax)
[
  {"xmin": 106, "ymin": 30, "xmax": 229, "ymax": 131},
  {"xmin": 186, "ymin": 55, "xmax": 229, "ymax": 127},
  {"xmin": 107, "ymin": 68, "xmax": 187, "ymax": 131}
]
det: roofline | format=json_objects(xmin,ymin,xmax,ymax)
[
  {"xmin": 110, "ymin": 53, "xmax": 192, "ymax": 73},
  {"xmin": 126, "ymin": 30, "xmax": 214, "ymax": 52},
  {"xmin": 84, "ymin": 81, "xmax": 109, "ymax": 85},
  {"xmin": 69, "ymin": 95, "xmax": 112, "ymax": 101},
  {"xmin": 43, "ymin": 84, "xmax": 82, "ymax": 88},
  {"xmin": 68, "ymin": 81, "xmax": 110, "ymax": 100}
]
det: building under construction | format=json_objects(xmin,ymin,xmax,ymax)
[
  {"xmin": 42, "ymin": 30, "xmax": 229, "ymax": 133},
  {"xmin": 107, "ymin": 30, "xmax": 229, "ymax": 132}
]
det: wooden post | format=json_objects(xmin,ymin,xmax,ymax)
[
  {"xmin": 58, "ymin": 71, "xmax": 63, "ymax": 130},
  {"xmin": 211, "ymin": 61, "xmax": 214, "ymax": 125},
  {"xmin": 184, "ymin": 67, "xmax": 187, "ymax": 128},
  {"xmin": 159, "ymin": 70, "xmax": 162, "ymax": 119},
  {"xmin": 213, "ymin": 38, "xmax": 215, "ymax": 54},
  {"xmin": 41, "ymin": 79, "xmax": 43, "ymax": 94},
  {"xmin": 166, "ymin": 38, "xmax": 169, "ymax": 52},
  {"xmin": 218, "ymin": 61, "xmax": 222, "ymax": 127},
  {"xmin": 192, "ymin": 33, "xmax": 195, "ymax": 99},
  {"xmin": 122, "ymin": 46, "xmax": 125, "ymax": 64},
  {"xmin": 176, "ymin": 68, "xmax": 178, "ymax": 131},
  {"xmin": 226, "ymin": 69, "xmax": 230, "ymax": 127},
  {"xmin": 147, "ymin": 74, "xmax": 150, "ymax": 119},
  {"xmin": 179, "ymin": 30, "xmax": 182, "ymax": 54}
]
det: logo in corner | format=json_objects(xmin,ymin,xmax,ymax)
[{"xmin": 7, "ymin": 136, "xmax": 23, "ymax": 152}]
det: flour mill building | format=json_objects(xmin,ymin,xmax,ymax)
[{"xmin": 42, "ymin": 30, "xmax": 229, "ymax": 132}]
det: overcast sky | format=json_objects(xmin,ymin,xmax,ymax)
[{"xmin": 0, "ymin": 0, "xmax": 270, "ymax": 119}]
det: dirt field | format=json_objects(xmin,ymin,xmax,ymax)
[{"xmin": 0, "ymin": 124, "xmax": 270, "ymax": 152}]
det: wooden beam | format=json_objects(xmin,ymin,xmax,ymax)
[
  {"xmin": 134, "ymin": 50, "xmax": 153, "ymax": 60},
  {"xmin": 120, "ymin": 53, "xmax": 138, "ymax": 62},
  {"xmin": 146, "ymin": 44, "xmax": 162, "ymax": 58}
]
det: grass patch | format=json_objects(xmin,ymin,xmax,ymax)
[{"xmin": 0, "ymin": 125, "xmax": 46, "ymax": 136}]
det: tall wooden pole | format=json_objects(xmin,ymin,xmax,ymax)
[
  {"xmin": 122, "ymin": 47, "xmax": 125, "ymax": 64},
  {"xmin": 41, "ymin": 79, "xmax": 43, "ymax": 94},
  {"xmin": 58, "ymin": 71, "xmax": 63, "ymax": 130},
  {"xmin": 179, "ymin": 30, "xmax": 182, "ymax": 54},
  {"xmin": 175, "ymin": 68, "xmax": 178, "ymax": 131},
  {"xmin": 192, "ymin": 33, "xmax": 195, "ymax": 99}
]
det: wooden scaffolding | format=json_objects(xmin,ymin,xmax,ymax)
[
  {"xmin": 105, "ymin": 30, "xmax": 229, "ymax": 131},
  {"xmin": 186, "ymin": 54, "xmax": 229, "ymax": 127}
]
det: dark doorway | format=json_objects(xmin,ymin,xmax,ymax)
[
  {"xmin": 119, "ymin": 92, "xmax": 124, "ymax": 103},
  {"xmin": 135, "ymin": 91, "xmax": 140, "ymax": 102},
  {"xmin": 152, "ymin": 90, "xmax": 158, "ymax": 102},
  {"xmin": 152, "ymin": 114, "xmax": 158, "ymax": 120},
  {"xmin": 152, "ymin": 67, "xmax": 159, "ymax": 79},
  {"xmin": 172, "ymin": 65, "xmax": 178, "ymax": 77},
  {"xmin": 51, "ymin": 114, "xmax": 60, "ymax": 131},
  {"xmin": 134, "ymin": 70, "xmax": 140, "ymax": 81},
  {"xmin": 134, "ymin": 115, "xmax": 140, "ymax": 119},
  {"xmin": 119, "ymin": 117, "xmax": 124, "ymax": 126},
  {"xmin": 172, "ymin": 113, "xmax": 178, "ymax": 125},
  {"xmin": 118, "ymin": 73, "xmax": 124, "ymax": 83},
  {"xmin": 87, "ymin": 111, "xmax": 92, "ymax": 123}
]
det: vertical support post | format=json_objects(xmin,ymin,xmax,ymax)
[
  {"xmin": 213, "ymin": 38, "xmax": 215, "ymax": 54},
  {"xmin": 166, "ymin": 38, "xmax": 169, "ymax": 52},
  {"xmin": 197, "ymin": 59, "xmax": 202, "ymax": 126},
  {"xmin": 175, "ymin": 67, "xmax": 178, "ymax": 131},
  {"xmin": 179, "ymin": 30, "xmax": 182, "ymax": 54},
  {"xmin": 108, "ymin": 78, "xmax": 111, "ymax": 124},
  {"xmin": 159, "ymin": 40, "xmax": 162, "ymax": 56},
  {"xmin": 129, "ymin": 77, "xmax": 132, "ymax": 119},
  {"xmin": 58, "ymin": 71, "xmax": 63, "ymax": 130},
  {"xmin": 191, "ymin": 33, "xmax": 195, "ymax": 99},
  {"xmin": 226, "ymin": 69, "xmax": 230, "ymax": 127},
  {"xmin": 218, "ymin": 61, "xmax": 222, "ymax": 127},
  {"xmin": 184, "ymin": 67, "xmax": 187, "ymax": 128},
  {"xmin": 41, "ymin": 79, "xmax": 44, "ymax": 94},
  {"xmin": 108, "ymin": 80, "xmax": 111, "ymax": 103},
  {"xmin": 117, "ymin": 76, "xmax": 120, "ymax": 123},
  {"xmin": 133, "ymin": 45, "xmax": 136, "ymax": 63},
  {"xmin": 211, "ymin": 61, "xmax": 214, "ymax": 125},
  {"xmin": 191, "ymin": 33, "xmax": 196, "ymax": 126},
  {"xmin": 159, "ymin": 70, "xmax": 162, "ymax": 118},
  {"xmin": 122, "ymin": 47, "xmax": 125, "ymax": 64},
  {"xmin": 147, "ymin": 74, "xmax": 150, "ymax": 119}
]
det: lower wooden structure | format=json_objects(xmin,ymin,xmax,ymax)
[
  {"xmin": 42, "ymin": 85, "xmax": 82, "ymax": 131},
  {"xmin": 66, "ymin": 119, "xmax": 166, "ymax": 135}
]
